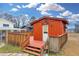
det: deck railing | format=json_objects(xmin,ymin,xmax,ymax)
[
  {"xmin": 48, "ymin": 32, "xmax": 68, "ymax": 53},
  {"xmin": 59, "ymin": 32, "xmax": 68, "ymax": 49}
]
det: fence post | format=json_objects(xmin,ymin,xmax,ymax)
[{"xmin": 6, "ymin": 30, "xmax": 8, "ymax": 44}]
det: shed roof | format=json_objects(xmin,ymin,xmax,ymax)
[{"xmin": 31, "ymin": 16, "xmax": 68, "ymax": 25}]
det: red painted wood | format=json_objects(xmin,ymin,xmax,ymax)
[
  {"xmin": 33, "ymin": 21, "xmax": 42, "ymax": 41},
  {"xmin": 23, "ymin": 36, "xmax": 44, "ymax": 56},
  {"xmin": 48, "ymin": 20, "xmax": 65, "ymax": 37},
  {"xmin": 32, "ymin": 16, "xmax": 68, "ymax": 41},
  {"xmin": 25, "ymin": 46, "xmax": 41, "ymax": 52},
  {"xmin": 29, "ymin": 36, "xmax": 44, "ymax": 48},
  {"xmin": 23, "ymin": 49, "xmax": 40, "ymax": 56}
]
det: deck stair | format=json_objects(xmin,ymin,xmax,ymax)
[{"xmin": 23, "ymin": 36, "xmax": 45, "ymax": 56}]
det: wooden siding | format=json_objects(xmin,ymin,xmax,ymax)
[
  {"xmin": 33, "ymin": 19, "xmax": 66, "ymax": 41},
  {"xmin": 48, "ymin": 32, "xmax": 67, "ymax": 53},
  {"xmin": 59, "ymin": 32, "xmax": 67, "ymax": 49},
  {"xmin": 33, "ymin": 21, "xmax": 42, "ymax": 41},
  {"xmin": 48, "ymin": 20, "xmax": 65, "ymax": 37}
]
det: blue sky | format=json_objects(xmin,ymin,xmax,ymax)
[
  {"xmin": 0, "ymin": 3, "xmax": 79, "ymax": 17},
  {"xmin": 0, "ymin": 3, "xmax": 79, "ymax": 29}
]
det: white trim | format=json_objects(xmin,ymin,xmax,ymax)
[
  {"xmin": 0, "ymin": 28, "xmax": 26, "ymax": 31},
  {"xmin": 42, "ymin": 25, "xmax": 48, "ymax": 43}
]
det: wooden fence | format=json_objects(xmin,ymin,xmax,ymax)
[{"xmin": 7, "ymin": 32, "xmax": 32, "ymax": 49}]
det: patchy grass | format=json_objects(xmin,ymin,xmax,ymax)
[
  {"xmin": 48, "ymin": 53, "xmax": 64, "ymax": 56},
  {"xmin": 48, "ymin": 51, "xmax": 64, "ymax": 56},
  {"xmin": 0, "ymin": 44, "xmax": 22, "ymax": 53}
]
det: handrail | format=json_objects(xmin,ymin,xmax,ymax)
[
  {"xmin": 49, "ymin": 32, "xmax": 67, "ymax": 38},
  {"xmin": 58, "ymin": 32, "xmax": 67, "ymax": 38}
]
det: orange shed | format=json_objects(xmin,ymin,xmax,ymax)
[
  {"xmin": 31, "ymin": 16, "xmax": 68, "ymax": 42},
  {"xmin": 23, "ymin": 16, "xmax": 68, "ymax": 55}
]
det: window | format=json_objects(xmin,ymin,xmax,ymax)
[{"xmin": 3, "ymin": 24, "xmax": 9, "ymax": 27}]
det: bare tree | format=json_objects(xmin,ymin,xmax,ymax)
[{"xmin": 30, "ymin": 16, "xmax": 36, "ymax": 23}]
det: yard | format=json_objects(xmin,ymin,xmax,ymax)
[
  {"xmin": 0, "ymin": 44, "xmax": 30, "ymax": 56},
  {"xmin": 49, "ymin": 32, "xmax": 79, "ymax": 56},
  {"xmin": 0, "ymin": 44, "xmax": 22, "ymax": 53},
  {"xmin": 62, "ymin": 32, "xmax": 79, "ymax": 56},
  {"xmin": 0, "ymin": 32, "xmax": 79, "ymax": 56}
]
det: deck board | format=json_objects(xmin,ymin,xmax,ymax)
[{"xmin": 28, "ymin": 36, "xmax": 44, "ymax": 48}]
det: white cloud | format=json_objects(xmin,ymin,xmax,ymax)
[
  {"xmin": 22, "ymin": 3, "xmax": 39, "ymax": 8},
  {"xmin": 25, "ymin": 14, "xmax": 29, "ymax": 17},
  {"xmin": 16, "ymin": 5, "xmax": 21, "ymax": 9},
  {"xmin": 57, "ymin": 15, "xmax": 63, "ymax": 18},
  {"xmin": 10, "ymin": 8, "xmax": 18, "ymax": 12},
  {"xmin": 22, "ymin": 5, "xmax": 26, "ymax": 8},
  {"xmin": 68, "ymin": 19, "xmax": 75, "ymax": 22},
  {"xmin": 71, "ymin": 14, "xmax": 79, "ymax": 20},
  {"xmin": 40, "ymin": 11, "xmax": 52, "ymax": 16},
  {"xmin": 10, "ymin": 5, "xmax": 21, "ymax": 12},
  {"xmin": 37, "ymin": 3, "xmax": 65, "ymax": 12},
  {"xmin": 60, "ymin": 10, "xmax": 72, "ymax": 16},
  {"xmin": 63, "ymin": 14, "xmax": 79, "ymax": 22},
  {"xmin": 49, "ymin": 15, "xmax": 54, "ymax": 17},
  {"xmin": 37, "ymin": 3, "xmax": 65, "ymax": 16}
]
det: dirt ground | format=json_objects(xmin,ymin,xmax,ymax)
[{"xmin": 62, "ymin": 32, "xmax": 79, "ymax": 56}]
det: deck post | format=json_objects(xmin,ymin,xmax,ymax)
[
  {"xmin": 1, "ymin": 31, "xmax": 2, "ymax": 43},
  {"xmin": 0, "ymin": 31, "xmax": 2, "ymax": 43},
  {"xmin": 6, "ymin": 30, "xmax": 8, "ymax": 44}
]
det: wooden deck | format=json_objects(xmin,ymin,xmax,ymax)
[
  {"xmin": 23, "ymin": 36, "xmax": 45, "ymax": 56},
  {"xmin": 29, "ymin": 36, "xmax": 44, "ymax": 48}
]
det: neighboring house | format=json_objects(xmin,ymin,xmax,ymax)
[
  {"xmin": 0, "ymin": 18, "xmax": 14, "ymax": 42},
  {"xmin": 0, "ymin": 18, "xmax": 14, "ymax": 28},
  {"xmin": 0, "ymin": 18, "xmax": 27, "ymax": 43}
]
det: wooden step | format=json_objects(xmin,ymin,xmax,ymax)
[
  {"xmin": 28, "ymin": 46, "xmax": 41, "ymax": 49},
  {"xmin": 23, "ymin": 49, "xmax": 41, "ymax": 56},
  {"xmin": 25, "ymin": 46, "xmax": 41, "ymax": 52}
]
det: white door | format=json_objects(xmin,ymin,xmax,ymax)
[{"xmin": 43, "ymin": 25, "xmax": 48, "ymax": 43}]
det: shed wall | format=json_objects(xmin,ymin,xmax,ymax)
[
  {"xmin": 33, "ymin": 21, "xmax": 42, "ymax": 41},
  {"xmin": 48, "ymin": 20, "xmax": 65, "ymax": 37},
  {"xmin": 33, "ymin": 19, "xmax": 65, "ymax": 41}
]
